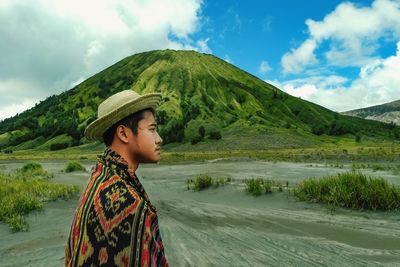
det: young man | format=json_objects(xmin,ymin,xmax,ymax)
[{"xmin": 65, "ymin": 90, "xmax": 169, "ymax": 267}]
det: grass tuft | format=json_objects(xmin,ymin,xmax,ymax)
[
  {"xmin": 186, "ymin": 174, "xmax": 232, "ymax": 191},
  {"xmin": 16, "ymin": 162, "xmax": 53, "ymax": 179},
  {"xmin": 244, "ymin": 178, "xmax": 280, "ymax": 196},
  {"xmin": 0, "ymin": 167, "xmax": 79, "ymax": 232},
  {"xmin": 294, "ymin": 171, "xmax": 400, "ymax": 211},
  {"xmin": 65, "ymin": 161, "xmax": 86, "ymax": 172}
]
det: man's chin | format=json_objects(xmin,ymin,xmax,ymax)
[{"xmin": 140, "ymin": 158, "xmax": 160, "ymax": 164}]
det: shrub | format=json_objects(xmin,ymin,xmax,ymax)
[
  {"xmin": 65, "ymin": 161, "xmax": 86, "ymax": 173},
  {"xmin": 294, "ymin": 171, "xmax": 400, "ymax": 211},
  {"xmin": 190, "ymin": 135, "xmax": 203, "ymax": 145},
  {"xmin": 161, "ymin": 119, "xmax": 184, "ymax": 144},
  {"xmin": 16, "ymin": 162, "xmax": 53, "ymax": 179},
  {"xmin": 193, "ymin": 174, "xmax": 213, "ymax": 191},
  {"xmin": 263, "ymin": 180, "xmax": 273, "ymax": 193},
  {"xmin": 245, "ymin": 178, "xmax": 281, "ymax": 196},
  {"xmin": 186, "ymin": 175, "xmax": 232, "ymax": 191},
  {"xmin": 5, "ymin": 214, "xmax": 30, "ymax": 232},
  {"xmin": 394, "ymin": 130, "xmax": 400, "ymax": 139},
  {"xmin": 4, "ymin": 149, "xmax": 13, "ymax": 154},
  {"xmin": 20, "ymin": 162, "xmax": 42, "ymax": 173},
  {"xmin": 355, "ymin": 132, "xmax": 362, "ymax": 142},
  {"xmin": 312, "ymin": 126, "xmax": 326, "ymax": 136},
  {"xmin": 198, "ymin": 126, "xmax": 205, "ymax": 139},
  {"xmin": 209, "ymin": 131, "xmax": 222, "ymax": 140},
  {"xmin": 50, "ymin": 142, "xmax": 69, "ymax": 151},
  {"xmin": 245, "ymin": 178, "xmax": 264, "ymax": 196},
  {"xmin": 0, "ymin": 168, "xmax": 79, "ymax": 232}
]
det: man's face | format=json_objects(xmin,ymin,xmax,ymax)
[{"xmin": 128, "ymin": 110, "xmax": 162, "ymax": 163}]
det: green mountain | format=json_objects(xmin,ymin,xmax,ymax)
[
  {"xmin": 0, "ymin": 49, "xmax": 399, "ymax": 152},
  {"xmin": 341, "ymin": 100, "xmax": 400, "ymax": 126}
]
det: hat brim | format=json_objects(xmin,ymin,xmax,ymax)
[{"xmin": 84, "ymin": 93, "xmax": 162, "ymax": 141}]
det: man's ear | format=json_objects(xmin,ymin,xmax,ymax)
[{"xmin": 115, "ymin": 125, "xmax": 130, "ymax": 144}]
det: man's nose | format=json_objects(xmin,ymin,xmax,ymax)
[{"xmin": 156, "ymin": 132, "xmax": 163, "ymax": 145}]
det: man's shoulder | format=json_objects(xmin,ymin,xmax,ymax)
[
  {"xmin": 91, "ymin": 162, "xmax": 143, "ymax": 204},
  {"xmin": 82, "ymin": 162, "xmax": 143, "ymax": 208},
  {"xmin": 89, "ymin": 161, "xmax": 121, "ymax": 183}
]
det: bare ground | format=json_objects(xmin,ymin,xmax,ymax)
[{"xmin": 0, "ymin": 160, "xmax": 399, "ymax": 266}]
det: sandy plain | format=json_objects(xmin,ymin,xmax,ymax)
[{"xmin": 0, "ymin": 159, "xmax": 399, "ymax": 266}]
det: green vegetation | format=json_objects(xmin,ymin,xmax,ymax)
[
  {"xmin": 0, "ymin": 163, "xmax": 79, "ymax": 232},
  {"xmin": 208, "ymin": 131, "xmax": 222, "ymax": 140},
  {"xmin": 16, "ymin": 161, "xmax": 53, "ymax": 179},
  {"xmin": 244, "ymin": 178, "xmax": 284, "ymax": 196},
  {"xmin": 245, "ymin": 178, "xmax": 267, "ymax": 196},
  {"xmin": 1, "ymin": 49, "xmax": 399, "ymax": 153},
  {"xmin": 65, "ymin": 161, "xmax": 86, "ymax": 172},
  {"xmin": 50, "ymin": 142, "xmax": 69, "ymax": 151},
  {"xmin": 192, "ymin": 174, "xmax": 212, "ymax": 191},
  {"xmin": 1, "ymin": 142, "xmax": 400, "ymax": 166},
  {"xmin": 295, "ymin": 171, "xmax": 400, "ymax": 211},
  {"xmin": 214, "ymin": 176, "xmax": 232, "ymax": 187},
  {"xmin": 186, "ymin": 174, "xmax": 232, "ymax": 191}
]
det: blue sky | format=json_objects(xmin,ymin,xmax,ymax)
[
  {"xmin": 194, "ymin": 0, "xmax": 358, "ymax": 79},
  {"xmin": 1, "ymin": 0, "xmax": 400, "ymax": 120},
  {"xmin": 194, "ymin": 0, "xmax": 400, "ymax": 112}
]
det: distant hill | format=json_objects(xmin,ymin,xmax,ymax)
[
  {"xmin": 0, "ymin": 49, "xmax": 399, "ymax": 152},
  {"xmin": 342, "ymin": 100, "xmax": 400, "ymax": 126}
]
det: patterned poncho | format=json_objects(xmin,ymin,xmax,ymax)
[{"xmin": 65, "ymin": 148, "xmax": 169, "ymax": 267}]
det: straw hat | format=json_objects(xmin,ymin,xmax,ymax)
[{"xmin": 84, "ymin": 90, "xmax": 162, "ymax": 141}]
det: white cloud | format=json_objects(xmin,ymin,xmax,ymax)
[
  {"xmin": 281, "ymin": 0, "xmax": 400, "ymax": 74},
  {"xmin": 196, "ymin": 38, "xmax": 212, "ymax": 54},
  {"xmin": 223, "ymin": 54, "xmax": 233, "ymax": 64},
  {"xmin": 348, "ymin": 41, "xmax": 400, "ymax": 108},
  {"xmin": 84, "ymin": 40, "xmax": 105, "ymax": 69},
  {"xmin": 0, "ymin": 0, "xmax": 204, "ymax": 120},
  {"xmin": 259, "ymin": 60, "xmax": 272, "ymax": 74},
  {"xmin": 275, "ymin": 41, "xmax": 400, "ymax": 112},
  {"xmin": 268, "ymin": 75, "xmax": 348, "ymax": 110},
  {"xmin": 70, "ymin": 77, "xmax": 85, "ymax": 88},
  {"xmin": 281, "ymin": 83, "xmax": 319, "ymax": 100},
  {"xmin": 0, "ymin": 79, "xmax": 45, "ymax": 121},
  {"xmin": 281, "ymin": 39, "xmax": 318, "ymax": 74},
  {"xmin": 0, "ymin": 99, "xmax": 39, "ymax": 121}
]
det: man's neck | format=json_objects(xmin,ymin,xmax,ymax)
[
  {"xmin": 127, "ymin": 161, "xmax": 139, "ymax": 173},
  {"xmin": 109, "ymin": 145, "xmax": 139, "ymax": 172}
]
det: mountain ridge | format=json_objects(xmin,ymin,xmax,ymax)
[
  {"xmin": 0, "ymin": 49, "xmax": 399, "ymax": 151},
  {"xmin": 341, "ymin": 99, "xmax": 400, "ymax": 125}
]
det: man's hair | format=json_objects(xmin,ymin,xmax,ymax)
[{"xmin": 102, "ymin": 108, "xmax": 154, "ymax": 147}]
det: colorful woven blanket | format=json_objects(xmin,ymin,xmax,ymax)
[{"xmin": 66, "ymin": 148, "xmax": 169, "ymax": 266}]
